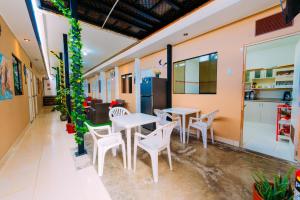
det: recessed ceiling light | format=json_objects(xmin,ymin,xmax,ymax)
[
  {"xmin": 24, "ymin": 38, "xmax": 31, "ymax": 42},
  {"xmin": 183, "ymin": 33, "xmax": 188, "ymax": 37}
]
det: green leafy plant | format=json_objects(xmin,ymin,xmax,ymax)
[
  {"xmin": 51, "ymin": 51, "xmax": 67, "ymax": 119},
  {"xmin": 253, "ymin": 167, "xmax": 295, "ymax": 200},
  {"xmin": 50, "ymin": 0, "xmax": 87, "ymax": 145}
]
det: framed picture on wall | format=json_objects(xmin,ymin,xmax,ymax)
[
  {"xmin": 12, "ymin": 55, "xmax": 23, "ymax": 95},
  {"xmin": 23, "ymin": 65, "xmax": 27, "ymax": 84},
  {"xmin": 0, "ymin": 52, "xmax": 13, "ymax": 101}
]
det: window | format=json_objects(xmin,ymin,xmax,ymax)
[
  {"xmin": 173, "ymin": 52, "xmax": 217, "ymax": 94},
  {"xmin": 121, "ymin": 73, "xmax": 133, "ymax": 94},
  {"xmin": 12, "ymin": 55, "xmax": 23, "ymax": 95}
]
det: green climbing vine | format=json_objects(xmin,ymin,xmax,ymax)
[
  {"xmin": 51, "ymin": 51, "xmax": 67, "ymax": 119},
  {"xmin": 50, "ymin": 0, "xmax": 87, "ymax": 144}
]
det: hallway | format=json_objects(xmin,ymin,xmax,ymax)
[{"xmin": 0, "ymin": 109, "xmax": 111, "ymax": 200}]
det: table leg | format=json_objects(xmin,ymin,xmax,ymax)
[
  {"xmin": 182, "ymin": 114, "xmax": 186, "ymax": 144},
  {"xmin": 126, "ymin": 128, "xmax": 132, "ymax": 170}
]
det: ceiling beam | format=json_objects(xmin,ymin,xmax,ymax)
[
  {"xmin": 117, "ymin": 0, "xmax": 161, "ymax": 24},
  {"xmin": 164, "ymin": 0, "xmax": 180, "ymax": 11},
  {"xmin": 79, "ymin": 1, "xmax": 153, "ymax": 31}
]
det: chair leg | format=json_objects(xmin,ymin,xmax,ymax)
[
  {"xmin": 210, "ymin": 127, "xmax": 214, "ymax": 144},
  {"xmin": 167, "ymin": 146, "xmax": 173, "ymax": 171},
  {"xmin": 133, "ymin": 139, "xmax": 137, "ymax": 172},
  {"xmin": 112, "ymin": 147, "xmax": 117, "ymax": 157},
  {"xmin": 178, "ymin": 120, "xmax": 182, "ymax": 143},
  {"xmin": 121, "ymin": 142, "xmax": 127, "ymax": 169},
  {"xmin": 98, "ymin": 149, "xmax": 105, "ymax": 176},
  {"xmin": 93, "ymin": 143, "xmax": 97, "ymax": 164},
  {"xmin": 201, "ymin": 128, "xmax": 208, "ymax": 148},
  {"xmin": 150, "ymin": 152, "xmax": 159, "ymax": 183}
]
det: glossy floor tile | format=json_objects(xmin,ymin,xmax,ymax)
[
  {"xmin": 0, "ymin": 108, "xmax": 111, "ymax": 200},
  {"xmin": 243, "ymin": 121, "xmax": 295, "ymax": 161}
]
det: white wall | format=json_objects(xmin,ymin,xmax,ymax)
[
  {"xmin": 246, "ymin": 36, "xmax": 300, "ymax": 69},
  {"xmin": 43, "ymin": 78, "xmax": 56, "ymax": 96}
]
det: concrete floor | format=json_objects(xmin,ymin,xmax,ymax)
[
  {"xmin": 0, "ymin": 108, "xmax": 294, "ymax": 200},
  {"xmin": 85, "ymin": 129, "xmax": 294, "ymax": 200}
]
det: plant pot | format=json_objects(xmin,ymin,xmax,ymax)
[
  {"xmin": 253, "ymin": 184, "xmax": 263, "ymax": 200},
  {"xmin": 66, "ymin": 123, "xmax": 75, "ymax": 134},
  {"xmin": 60, "ymin": 114, "xmax": 67, "ymax": 121}
]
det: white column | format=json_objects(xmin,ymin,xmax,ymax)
[
  {"xmin": 100, "ymin": 71, "xmax": 107, "ymax": 102},
  {"xmin": 114, "ymin": 65, "xmax": 120, "ymax": 100},
  {"xmin": 134, "ymin": 58, "xmax": 141, "ymax": 113}
]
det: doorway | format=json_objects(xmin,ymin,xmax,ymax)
[
  {"xmin": 242, "ymin": 34, "xmax": 300, "ymax": 162},
  {"xmin": 27, "ymin": 69, "xmax": 35, "ymax": 122}
]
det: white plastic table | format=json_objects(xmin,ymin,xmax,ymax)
[
  {"xmin": 110, "ymin": 113, "xmax": 159, "ymax": 170},
  {"xmin": 163, "ymin": 107, "xmax": 200, "ymax": 144}
]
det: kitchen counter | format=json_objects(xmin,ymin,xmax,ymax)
[{"xmin": 245, "ymin": 98, "xmax": 291, "ymax": 103}]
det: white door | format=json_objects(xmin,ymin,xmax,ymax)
[
  {"xmin": 33, "ymin": 76, "xmax": 38, "ymax": 116},
  {"xmin": 27, "ymin": 70, "xmax": 35, "ymax": 122}
]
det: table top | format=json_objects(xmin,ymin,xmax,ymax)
[
  {"xmin": 163, "ymin": 107, "xmax": 200, "ymax": 115},
  {"xmin": 110, "ymin": 113, "xmax": 159, "ymax": 129}
]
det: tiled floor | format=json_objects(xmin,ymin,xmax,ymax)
[
  {"xmin": 0, "ymin": 109, "xmax": 294, "ymax": 200},
  {"xmin": 243, "ymin": 121, "xmax": 295, "ymax": 162},
  {"xmin": 0, "ymin": 108, "xmax": 111, "ymax": 200}
]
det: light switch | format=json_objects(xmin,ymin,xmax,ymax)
[{"xmin": 227, "ymin": 68, "xmax": 233, "ymax": 76}]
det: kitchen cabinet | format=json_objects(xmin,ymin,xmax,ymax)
[{"xmin": 244, "ymin": 101, "xmax": 281, "ymax": 124}]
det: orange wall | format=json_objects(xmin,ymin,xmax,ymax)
[
  {"xmin": 116, "ymin": 6, "xmax": 300, "ymax": 145},
  {"xmin": 172, "ymin": 6, "xmax": 300, "ymax": 143},
  {"xmin": 0, "ymin": 16, "xmax": 44, "ymax": 160},
  {"xmin": 118, "ymin": 62, "xmax": 136, "ymax": 112}
]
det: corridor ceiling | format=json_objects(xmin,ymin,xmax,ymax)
[{"xmin": 39, "ymin": 0, "xmax": 210, "ymax": 39}]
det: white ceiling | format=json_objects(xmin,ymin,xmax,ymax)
[
  {"xmin": 85, "ymin": 0, "xmax": 281, "ymax": 77},
  {"xmin": 43, "ymin": 11, "xmax": 137, "ymax": 75},
  {"xmin": 0, "ymin": 0, "xmax": 45, "ymax": 74}
]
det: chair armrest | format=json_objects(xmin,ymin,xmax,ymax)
[
  {"xmin": 134, "ymin": 132, "xmax": 148, "ymax": 139},
  {"xmin": 189, "ymin": 117, "xmax": 202, "ymax": 124}
]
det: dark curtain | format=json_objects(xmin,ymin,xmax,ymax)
[{"xmin": 284, "ymin": 0, "xmax": 300, "ymax": 23}]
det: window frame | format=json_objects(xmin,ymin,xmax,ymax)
[
  {"xmin": 121, "ymin": 73, "xmax": 133, "ymax": 94},
  {"xmin": 173, "ymin": 52, "xmax": 218, "ymax": 95}
]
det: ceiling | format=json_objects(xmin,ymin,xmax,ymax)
[
  {"xmin": 39, "ymin": 0, "xmax": 210, "ymax": 39},
  {"xmin": 43, "ymin": 11, "xmax": 137, "ymax": 75},
  {"xmin": 0, "ymin": 0, "xmax": 45, "ymax": 74},
  {"xmin": 85, "ymin": 0, "xmax": 281, "ymax": 77}
]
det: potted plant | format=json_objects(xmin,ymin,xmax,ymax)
[
  {"xmin": 252, "ymin": 167, "xmax": 294, "ymax": 200},
  {"xmin": 153, "ymin": 69, "xmax": 161, "ymax": 78}
]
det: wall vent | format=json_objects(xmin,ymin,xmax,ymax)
[{"xmin": 255, "ymin": 12, "xmax": 293, "ymax": 36}]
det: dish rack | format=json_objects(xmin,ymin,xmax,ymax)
[{"xmin": 276, "ymin": 104, "xmax": 292, "ymax": 142}]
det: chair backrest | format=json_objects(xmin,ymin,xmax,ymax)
[
  {"xmin": 109, "ymin": 107, "xmax": 130, "ymax": 120},
  {"xmin": 146, "ymin": 121, "xmax": 177, "ymax": 148},
  {"xmin": 84, "ymin": 122, "xmax": 111, "ymax": 143},
  {"xmin": 202, "ymin": 110, "xmax": 219, "ymax": 127},
  {"xmin": 153, "ymin": 109, "xmax": 167, "ymax": 121}
]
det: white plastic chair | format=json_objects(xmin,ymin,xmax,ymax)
[
  {"xmin": 133, "ymin": 121, "xmax": 177, "ymax": 183},
  {"xmin": 154, "ymin": 109, "xmax": 182, "ymax": 141},
  {"xmin": 187, "ymin": 110, "xmax": 219, "ymax": 148},
  {"xmin": 109, "ymin": 107, "xmax": 130, "ymax": 132},
  {"xmin": 85, "ymin": 122, "xmax": 126, "ymax": 176}
]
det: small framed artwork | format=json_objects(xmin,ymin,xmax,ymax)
[
  {"xmin": 23, "ymin": 65, "xmax": 27, "ymax": 84},
  {"xmin": 12, "ymin": 55, "xmax": 23, "ymax": 95},
  {"xmin": 0, "ymin": 52, "xmax": 13, "ymax": 101}
]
